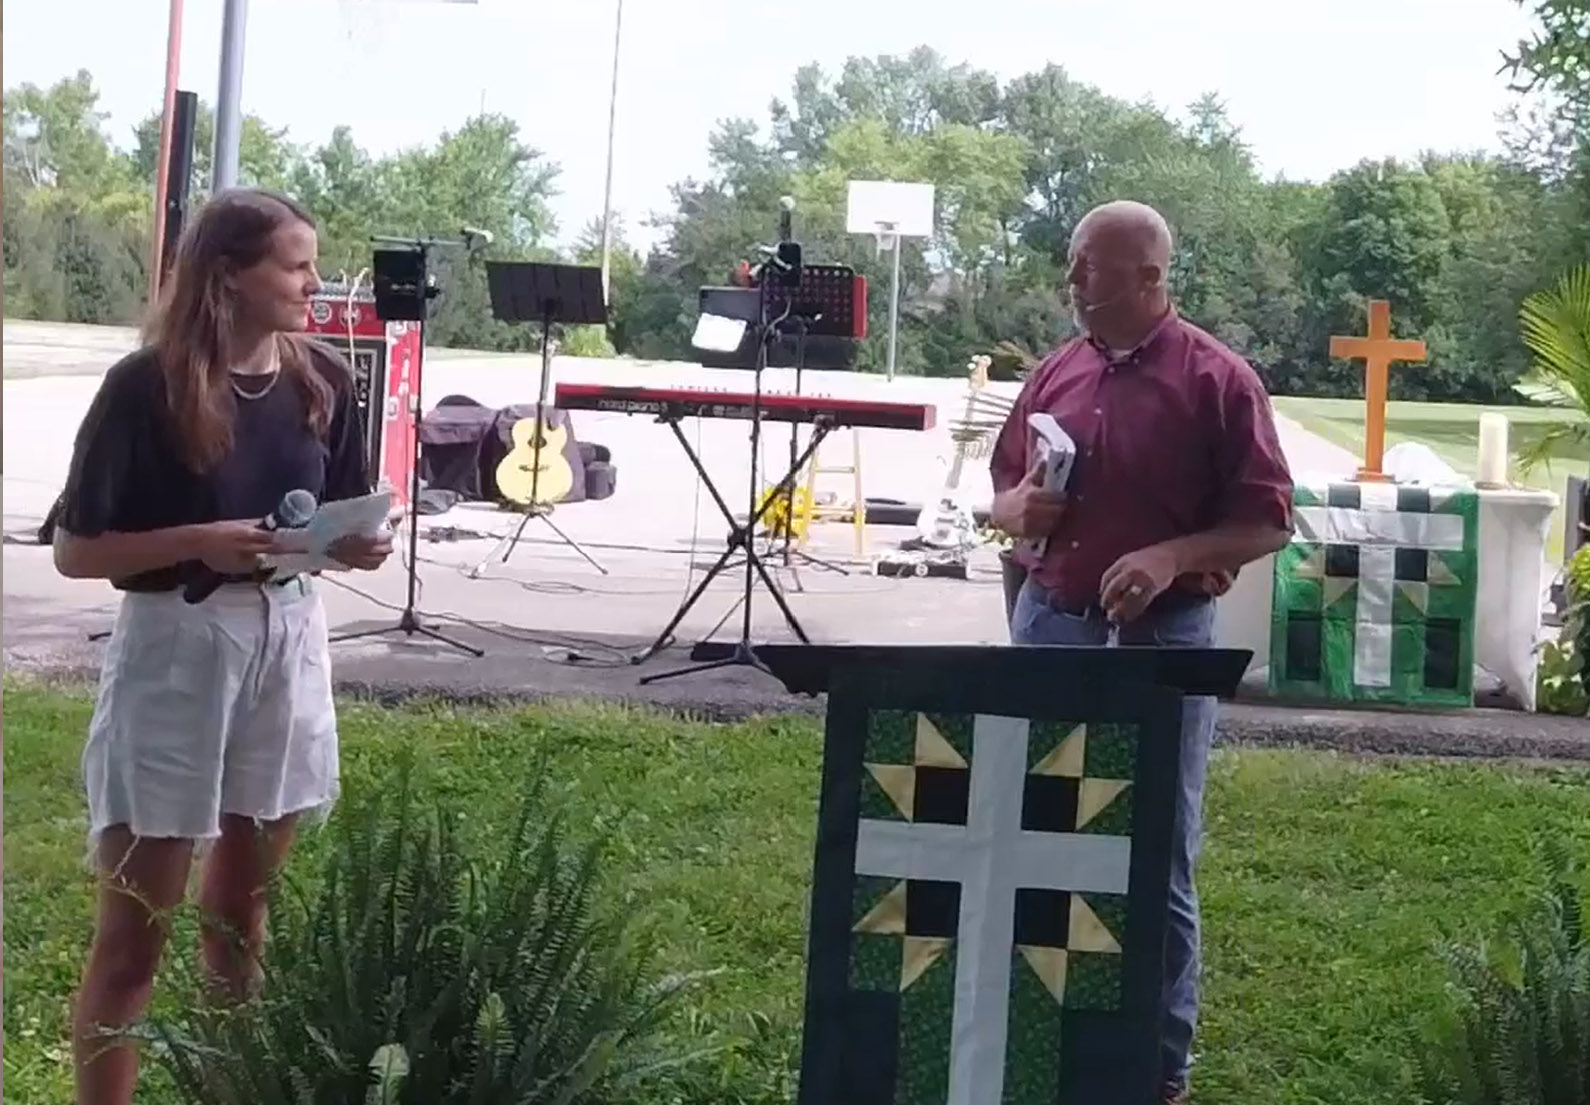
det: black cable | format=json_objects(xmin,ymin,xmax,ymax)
[{"xmin": 318, "ymin": 572, "xmax": 633, "ymax": 667}]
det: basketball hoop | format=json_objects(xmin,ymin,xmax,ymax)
[{"xmin": 846, "ymin": 181, "xmax": 935, "ymax": 381}]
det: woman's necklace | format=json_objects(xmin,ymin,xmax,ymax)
[{"xmin": 230, "ymin": 347, "xmax": 282, "ymax": 402}]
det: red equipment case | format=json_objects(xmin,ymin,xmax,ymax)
[{"xmin": 303, "ymin": 282, "xmax": 421, "ymax": 507}]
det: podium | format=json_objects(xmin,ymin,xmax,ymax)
[{"xmin": 752, "ymin": 643, "xmax": 1250, "ymax": 1105}]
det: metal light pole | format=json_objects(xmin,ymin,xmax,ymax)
[
  {"xmin": 598, "ymin": 0, "xmax": 623, "ymax": 303},
  {"xmin": 882, "ymin": 224, "xmax": 902, "ymax": 382},
  {"xmin": 212, "ymin": 0, "xmax": 249, "ymax": 191}
]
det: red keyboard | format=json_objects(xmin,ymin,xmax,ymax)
[{"xmin": 554, "ymin": 382, "xmax": 936, "ymax": 431}]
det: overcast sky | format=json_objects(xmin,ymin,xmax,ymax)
[{"xmin": 3, "ymin": 0, "xmax": 1541, "ymax": 251}]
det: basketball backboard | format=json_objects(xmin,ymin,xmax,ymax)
[{"xmin": 846, "ymin": 180, "xmax": 935, "ymax": 238}]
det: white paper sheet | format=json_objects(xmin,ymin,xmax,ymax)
[{"xmin": 263, "ymin": 490, "xmax": 394, "ymax": 575}]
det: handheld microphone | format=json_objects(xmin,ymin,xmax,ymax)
[{"xmin": 183, "ymin": 489, "xmax": 318, "ymax": 605}]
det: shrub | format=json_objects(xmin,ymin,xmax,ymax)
[
  {"xmin": 561, "ymin": 325, "xmax": 617, "ymax": 359},
  {"xmin": 1414, "ymin": 837, "xmax": 1590, "ymax": 1105},
  {"xmin": 1539, "ymin": 546, "xmax": 1590, "ymax": 716},
  {"xmin": 146, "ymin": 756, "xmax": 702, "ymax": 1104}
]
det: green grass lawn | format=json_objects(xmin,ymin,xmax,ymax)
[
  {"xmin": 5, "ymin": 681, "xmax": 1589, "ymax": 1105},
  {"xmin": 1274, "ymin": 396, "xmax": 1587, "ymax": 562}
]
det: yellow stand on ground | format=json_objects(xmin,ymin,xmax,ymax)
[{"xmin": 756, "ymin": 427, "xmax": 868, "ymax": 560}]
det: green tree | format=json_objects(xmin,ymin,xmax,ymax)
[
  {"xmin": 289, "ymin": 125, "xmax": 386, "ymax": 278},
  {"xmin": 1302, "ymin": 159, "xmax": 1458, "ymax": 398},
  {"xmin": 130, "ymin": 101, "xmax": 298, "ymax": 194},
  {"xmin": 2, "ymin": 69, "xmax": 143, "ymax": 214},
  {"xmin": 1502, "ymin": 0, "xmax": 1590, "ymax": 132},
  {"xmin": 3, "ymin": 71, "xmax": 150, "ymax": 324},
  {"xmin": 1422, "ymin": 153, "xmax": 1563, "ymax": 400}
]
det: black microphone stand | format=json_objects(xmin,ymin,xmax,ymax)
[
  {"xmin": 638, "ymin": 247, "xmax": 813, "ymax": 684},
  {"xmin": 330, "ymin": 236, "xmax": 482, "ymax": 657}
]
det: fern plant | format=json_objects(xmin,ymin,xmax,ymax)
[
  {"xmin": 1514, "ymin": 264, "xmax": 1590, "ymax": 473},
  {"xmin": 1415, "ymin": 837, "xmax": 1590, "ymax": 1105},
  {"xmin": 147, "ymin": 756, "xmax": 704, "ymax": 1104}
]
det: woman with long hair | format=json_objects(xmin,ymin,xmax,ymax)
[{"xmin": 53, "ymin": 187, "xmax": 393, "ymax": 1105}]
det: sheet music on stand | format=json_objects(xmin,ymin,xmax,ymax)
[{"xmin": 693, "ymin": 313, "xmax": 747, "ymax": 353}]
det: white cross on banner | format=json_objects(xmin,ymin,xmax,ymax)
[
  {"xmin": 854, "ymin": 714, "xmax": 1131, "ymax": 1105},
  {"xmin": 1291, "ymin": 482, "xmax": 1465, "ymax": 687}
]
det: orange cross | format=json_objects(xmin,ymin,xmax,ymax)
[{"xmin": 1329, "ymin": 299, "xmax": 1426, "ymax": 482}]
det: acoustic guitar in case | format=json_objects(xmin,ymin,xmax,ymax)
[{"xmin": 495, "ymin": 413, "xmax": 576, "ymax": 507}]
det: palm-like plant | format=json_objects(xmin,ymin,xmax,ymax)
[
  {"xmin": 1515, "ymin": 265, "xmax": 1590, "ymax": 472},
  {"xmin": 146, "ymin": 757, "xmax": 704, "ymax": 1105}
]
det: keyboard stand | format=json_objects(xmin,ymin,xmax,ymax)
[{"xmin": 633, "ymin": 407, "xmax": 834, "ymax": 681}]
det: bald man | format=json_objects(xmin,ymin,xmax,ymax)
[{"xmin": 989, "ymin": 200, "xmax": 1294, "ymax": 1104}]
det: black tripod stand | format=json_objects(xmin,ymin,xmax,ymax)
[
  {"xmin": 470, "ymin": 261, "xmax": 608, "ymax": 577},
  {"xmin": 636, "ymin": 248, "xmax": 827, "ymax": 684},
  {"xmin": 330, "ymin": 237, "xmax": 482, "ymax": 657}
]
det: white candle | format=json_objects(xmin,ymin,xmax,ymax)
[{"xmin": 1476, "ymin": 412, "xmax": 1509, "ymax": 487}]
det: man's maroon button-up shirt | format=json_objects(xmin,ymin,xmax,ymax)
[{"xmin": 989, "ymin": 311, "xmax": 1295, "ymax": 611}]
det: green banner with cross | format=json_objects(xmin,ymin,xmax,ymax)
[{"xmin": 1268, "ymin": 481, "xmax": 1480, "ymax": 707}]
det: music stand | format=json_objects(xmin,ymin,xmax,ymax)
[{"xmin": 470, "ymin": 261, "xmax": 609, "ymax": 577}]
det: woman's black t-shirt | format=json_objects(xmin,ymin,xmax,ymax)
[{"xmin": 57, "ymin": 339, "xmax": 373, "ymax": 591}]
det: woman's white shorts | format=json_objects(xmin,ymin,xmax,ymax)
[{"xmin": 82, "ymin": 575, "xmax": 341, "ymax": 858}]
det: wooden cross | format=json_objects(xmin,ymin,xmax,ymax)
[{"xmin": 1329, "ymin": 299, "xmax": 1426, "ymax": 482}]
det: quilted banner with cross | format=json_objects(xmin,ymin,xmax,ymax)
[
  {"xmin": 1268, "ymin": 481, "xmax": 1480, "ymax": 706},
  {"xmin": 743, "ymin": 643, "xmax": 1249, "ymax": 1105}
]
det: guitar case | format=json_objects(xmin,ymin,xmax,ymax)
[
  {"xmin": 418, "ymin": 395, "xmax": 498, "ymax": 501},
  {"xmin": 418, "ymin": 396, "xmax": 618, "ymax": 506}
]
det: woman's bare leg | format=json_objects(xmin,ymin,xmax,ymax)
[
  {"xmin": 196, "ymin": 812, "xmax": 299, "ymax": 1000},
  {"xmin": 72, "ymin": 827, "xmax": 195, "ymax": 1105}
]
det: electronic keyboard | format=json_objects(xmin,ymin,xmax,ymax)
[{"xmin": 553, "ymin": 382, "xmax": 936, "ymax": 431}]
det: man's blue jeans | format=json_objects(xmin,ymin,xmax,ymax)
[{"xmin": 1009, "ymin": 577, "xmax": 1217, "ymax": 1088}]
